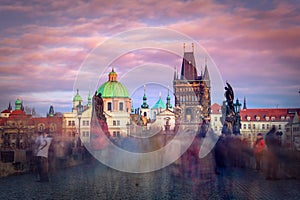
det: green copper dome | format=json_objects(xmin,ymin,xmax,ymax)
[
  {"xmin": 73, "ymin": 89, "xmax": 83, "ymax": 101},
  {"xmin": 97, "ymin": 68, "xmax": 129, "ymax": 98},
  {"xmin": 15, "ymin": 98, "xmax": 21, "ymax": 110},
  {"xmin": 15, "ymin": 98, "xmax": 21, "ymax": 105},
  {"xmin": 97, "ymin": 81, "xmax": 129, "ymax": 98}
]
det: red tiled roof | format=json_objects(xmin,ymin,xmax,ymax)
[
  {"xmin": 211, "ymin": 103, "xmax": 221, "ymax": 114},
  {"xmin": 240, "ymin": 108, "xmax": 300, "ymax": 122},
  {"xmin": 1, "ymin": 109, "xmax": 11, "ymax": 114},
  {"xmin": 0, "ymin": 118, "xmax": 8, "ymax": 125},
  {"xmin": 8, "ymin": 110, "xmax": 27, "ymax": 119}
]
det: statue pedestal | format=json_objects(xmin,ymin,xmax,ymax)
[{"xmin": 90, "ymin": 116, "xmax": 110, "ymax": 150}]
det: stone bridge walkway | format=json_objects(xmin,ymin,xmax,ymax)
[{"xmin": 0, "ymin": 161, "xmax": 300, "ymax": 200}]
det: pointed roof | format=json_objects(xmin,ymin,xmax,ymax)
[
  {"xmin": 181, "ymin": 51, "xmax": 198, "ymax": 80},
  {"xmin": 243, "ymin": 97, "xmax": 247, "ymax": 109},
  {"xmin": 8, "ymin": 102, "xmax": 12, "ymax": 111},
  {"xmin": 152, "ymin": 97, "xmax": 166, "ymax": 109},
  {"xmin": 48, "ymin": 105, "xmax": 54, "ymax": 117}
]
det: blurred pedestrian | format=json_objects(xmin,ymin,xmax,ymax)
[
  {"xmin": 214, "ymin": 134, "xmax": 227, "ymax": 175},
  {"xmin": 36, "ymin": 130, "xmax": 53, "ymax": 182},
  {"xmin": 33, "ymin": 132, "xmax": 43, "ymax": 177},
  {"xmin": 253, "ymin": 133, "xmax": 265, "ymax": 171},
  {"xmin": 265, "ymin": 126, "xmax": 280, "ymax": 180}
]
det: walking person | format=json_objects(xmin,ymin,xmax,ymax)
[
  {"xmin": 253, "ymin": 133, "xmax": 265, "ymax": 171},
  {"xmin": 36, "ymin": 130, "xmax": 53, "ymax": 182},
  {"xmin": 265, "ymin": 126, "xmax": 280, "ymax": 180}
]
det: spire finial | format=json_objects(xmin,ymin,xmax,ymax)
[
  {"xmin": 192, "ymin": 43, "xmax": 194, "ymax": 52},
  {"xmin": 243, "ymin": 97, "xmax": 247, "ymax": 110},
  {"xmin": 183, "ymin": 43, "xmax": 186, "ymax": 52}
]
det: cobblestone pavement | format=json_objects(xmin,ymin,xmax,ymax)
[{"xmin": 0, "ymin": 160, "xmax": 300, "ymax": 200}]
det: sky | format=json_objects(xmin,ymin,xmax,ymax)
[{"xmin": 0, "ymin": 0, "xmax": 299, "ymax": 116}]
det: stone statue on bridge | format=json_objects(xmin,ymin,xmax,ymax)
[
  {"xmin": 222, "ymin": 81, "xmax": 241, "ymax": 135},
  {"xmin": 90, "ymin": 91, "xmax": 110, "ymax": 150}
]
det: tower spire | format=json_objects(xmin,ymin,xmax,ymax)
[
  {"xmin": 8, "ymin": 102, "xmax": 12, "ymax": 111},
  {"xmin": 141, "ymin": 84, "xmax": 149, "ymax": 109},
  {"xmin": 192, "ymin": 43, "xmax": 194, "ymax": 52},
  {"xmin": 166, "ymin": 86, "xmax": 172, "ymax": 109},
  {"xmin": 243, "ymin": 97, "xmax": 247, "ymax": 109},
  {"xmin": 183, "ymin": 43, "xmax": 186, "ymax": 52}
]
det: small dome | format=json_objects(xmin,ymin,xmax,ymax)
[
  {"xmin": 15, "ymin": 98, "xmax": 21, "ymax": 105},
  {"xmin": 73, "ymin": 89, "xmax": 83, "ymax": 101}
]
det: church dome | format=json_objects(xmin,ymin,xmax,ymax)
[
  {"xmin": 73, "ymin": 89, "xmax": 83, "ymax": 101},
  {"xmin": 15, "ymin": 98, "xmax": 21, "ymax": 105},
  {"xmin": 97, "ymin": 69, "xmax": 129, "ymax": 98}
]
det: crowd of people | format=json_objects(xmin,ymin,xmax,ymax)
[{"xmin": 214, "ymin": 126, "xmax": 298, "ymax": 180}]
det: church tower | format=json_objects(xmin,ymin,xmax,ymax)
[
  {"xmin": 140, "ymin": 85, "xmax": 150, "ymax": 119},
  {"xmin": 173, "ymin": 43, "xmax": 211, "ymax": 127}
]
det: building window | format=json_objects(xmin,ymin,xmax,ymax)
[
  {"xmin": 83, "ymin": 120, "xmax": 89, "ymax": 126},
  {"xmin": 279, "ymin": 125, "xmax": 281, "ymax": 130},
  {"xmin": 253, "ymin": 124, "xmax": 256, "ymax": 129},
  {"xmin": 248, "ymin": 124, "xmax": 251, "ymax": 129},
  {"xmin": 262, "ymin": 124, "xmax": 265, "ymax": 129},
  {"xmin": 113, "ymin": 120, "xmax": 116, "ymax": 126},
  {"xmin": 117, "ymin": 120, "xmax": 120, "ymax": 126},
  {"xmin": 214, "ymin": 117, "xmax": 217, "ymax": 122},
  {"xmin": 267, "ymin": 124, "xmax": 270, "ymax": 129},
  {"xmin": 271, "ymin": 117, "xmax": 275, "ymax": 121},
  {"xmin": 243, "ymin": 124, "xmax": 246, "ymax": 129},
  {"xmin": 68, "ymin": 120, "xmax": 75, "ymax": 126},
  {"xmin": 119, "ymin": 102, "xmax": 123, "ymax": 111},
  {"xmin": 108, "ymin": 102, "xmax": 112, "ymax": 111}
]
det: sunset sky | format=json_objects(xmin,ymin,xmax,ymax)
[{"xmin": 0, "ymin": 0, "xmax": 299, "ymax": 116}]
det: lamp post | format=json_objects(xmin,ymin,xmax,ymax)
[
  {"xmin": 233, "ymin": 99, "xmax": 242, "ymax": 135},
  {"xmin": 77, "ymin": 102, "xmax": 83, "ymax": 147},
  {"xmin": 234, "ymin": 98, "xmax": 241, "ymax": 114}
]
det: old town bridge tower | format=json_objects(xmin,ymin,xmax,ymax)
[{"xmin": 173, "ymin": 44, "xmax": 211, "ymax": 128}]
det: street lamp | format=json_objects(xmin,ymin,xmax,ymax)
[
  {"xmin": 234, "ymin": 98, "xmax": 242, "ymax": 113},
  {"xmin": 77, "ymin": 102, "xmax": 83, "ymax": 147}
]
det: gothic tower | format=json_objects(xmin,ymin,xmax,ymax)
[{"xmin": 173, "ymin": 44, "xmax": 211, "ymax": 127}]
